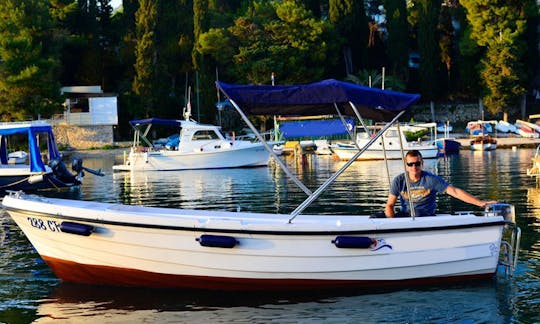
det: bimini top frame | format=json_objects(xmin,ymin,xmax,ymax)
[{"xmin": 216, "ymin": 79, "xmax": 421, "ymax": 221}]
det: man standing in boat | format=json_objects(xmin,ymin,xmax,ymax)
[{"xmin": 385, "ymin": 150, "xmax": 497, "ymax": 217}]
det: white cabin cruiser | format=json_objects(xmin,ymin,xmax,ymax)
[{"xmin": 113, "ymin": 114, "xmax": 272, "ymax": 172}]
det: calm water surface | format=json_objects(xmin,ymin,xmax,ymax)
[{"xmin": 1, "ymin": 148, "xmax": 539, "ymax": 323}]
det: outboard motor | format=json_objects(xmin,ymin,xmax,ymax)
[
  {"xmin": 72, "ymin": 158, "xmax": 83, "ymax": 174},
  {"xmin": 485, "ymin": 203, "xmax": 515, "ymax": 222},
  {"xmin": 49, "ymin": 157, "xmax": 80, "ymax": 184}
]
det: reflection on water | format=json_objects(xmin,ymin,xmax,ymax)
[
  {"xmin": 33, "ymin": 281, "xmax": 507, "ymax": 323},
  {"xmin": 1, "ymin": 149, "xmax": 540, "ymax": 323}
]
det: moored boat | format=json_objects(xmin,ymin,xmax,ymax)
[
  {"xmin": 434, "ymin": 121, "xmax": 460, "ymax": 154},
  {"xmin": 112, "ymin": 114, "xmax": 274, "ymax": 172},
  {"xmin": 330, "ymin": 123, "xmax": 439, "ymax": 161},
  {"xmin": 0, "ymin": 121, "xmax": 101, "ymax": 192},
  {"xmin": 2, "ymin": 79, "xmax": 520, "ymax": 291},
  {"xmin": 470, "ymin": 136, "xmax": 497, "ymax": 151}
]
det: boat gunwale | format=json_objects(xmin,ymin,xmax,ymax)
[{"xmin": 4, "ymin": 204, "xmax": 507, "ymax": 236}]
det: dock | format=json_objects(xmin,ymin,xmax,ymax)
[{"xmin": 453, "ymin": 135, "xmax": 540, "ymax": 149}]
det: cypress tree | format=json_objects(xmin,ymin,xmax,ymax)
[
  {"xmin": 382, "ymin": 0, "xmax": 408, "ymax": 81},
  {"xmin": 329, "ymin": 0, "xmax": 369, "ymax": 76},
  {"xmin": 416, "ymin": 0, "xmax": 441, "ymax": 102},
  {"xmin": 133, "ymin": 0, "xmax": 158, "ymax": 117}
]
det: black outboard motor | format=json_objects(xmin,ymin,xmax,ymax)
[{"xmin": 49, "ymin": 157, "xmax": 80, "ymax": 185}]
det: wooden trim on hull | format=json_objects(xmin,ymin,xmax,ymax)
[{"xmin": 42, "ymin": 255, "xmax": 495, "ymax": 291}]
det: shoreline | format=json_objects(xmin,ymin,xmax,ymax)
[{"xmin": 451, "ymin": 134, "xmax": 540, "ymax": 149}]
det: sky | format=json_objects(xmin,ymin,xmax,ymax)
[{"xmin": 111, "ymin": 0, "xmax": 121, "ymax": 9}]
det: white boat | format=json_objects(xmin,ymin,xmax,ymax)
[
  {"xmin": 112, "ymin": 114, "xmax": 273, "ymax": 172},
  {"xmin": 495, "ymin": 120, "xmax": 517, "ymax": 134},
  {"xmin": 2, "ymin": 79, "xmax": 520, "ymax": 291},
  {"xmin": 515, "ymin": 120, "xmax": 540, "ymax": 138},
  {"xmin": 466, "ymin": 120, "xmax": 496, "ymax": 136},
  {"xmin": 470, "ymin": 136, "xmax": 497, "ymax": 151},
  {"xmin": 7, "ymin": 150, "xmax": 28, "ymax": 164},
  {"xmin": 0, "ymin": 121, "xmax": 102, "ymax": 192},
  {"xmin": 330, "ymin": 123, "xmax": 439, "ymax": 161}
]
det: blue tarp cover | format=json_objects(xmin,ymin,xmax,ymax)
[
  {"xmin": 0, "ymin": 124, "xmax": 59, "ymax": 172},
  {"xmin": 279, "ymin": 118, "xmax": 354, "ymax": 139},
  {"xmin": 216, "ymin": 79, "xmax": 420, "ymax": 121}
]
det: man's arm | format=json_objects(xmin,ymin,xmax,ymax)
[
  {"xmin": 385, "ymin": 194, "xmax": 398, "ymax": 217},
  {"xmin": 445, "ymin": 185, "xmax": 497, "ymax": 208}
]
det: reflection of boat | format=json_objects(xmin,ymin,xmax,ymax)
[
  {"xmin": 112, "ymin": 114, "xmax": 273, "ymax": 172},
  {"xmin": 470, "ymin": 136, "xmax": 497, "ymax": 151},
  {"xmin": 2, "ymin": 79, "xmax": 520, "ymax": 291},
  {"xmin": 330, "ymin": 123, "xmax": 439, "ymax": 161},
  {"xmin": 0, "ymin": 121, "xmax": 100, "ymax": 192}
]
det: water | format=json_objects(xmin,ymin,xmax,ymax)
[{"xmin": 1, "ymin": 149, "xmax": 540, "ymax": 323}]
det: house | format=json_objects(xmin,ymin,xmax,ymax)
[{"xmin": 49, "ymin": 86, "xmax": 119, "ymax": 149}]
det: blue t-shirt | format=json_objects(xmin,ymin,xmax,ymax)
[{"xmin": 390, "ymin": 171, "xmax": 449, "ymax": 216}]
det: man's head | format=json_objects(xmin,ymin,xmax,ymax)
[{"xmin": 405, "ymin": 150, "xmax": 423, "ymax": 175}]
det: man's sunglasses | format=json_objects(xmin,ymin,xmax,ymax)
[{"xmin": 406, "ymin": 161, "xmax": 422, "ymax": 167}]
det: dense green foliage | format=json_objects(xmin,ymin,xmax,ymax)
[
  {"xmin": 0, "ymin": 0, "xmax": 65, "ymax": 120},
  {"xmin": 460, "ymin": 0, "xmax": 533, "ymax": 114},
  {"xmin": 0, "ymin": 0, "xmax": 538, "ymax": 129}
]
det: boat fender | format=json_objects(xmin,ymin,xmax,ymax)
[
  {"xmin": 60, "ymin": 221, "xmax": 94, "ymax": 236},
  {"xmin": 332, "ymin": 236, "xmax": 373, "ymax": 248},
  {"xmin": 28, "ymin": 174, "xmax": 44, "ymax": 184},
  {"xmin": 196, "ymin": 234, "xmax": 238, "ymax": 248}
]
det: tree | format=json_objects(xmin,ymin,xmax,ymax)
[
  {"xmin": 460, "ymin": 0, "xmax": 528, "ymax": 114},
  {"xmin": 329, "ymin": 0, "xmax": 368, "ymax": 76},
  {"xmin": 382, "ymin": 0, "xmax": 408, "ymax": 81},
  {"xmin": 197, "ymin": 0, "xmax": 338, "ymax": 85},
  {"xmin": 132, "ymin": 0, "xmax": 157, "ymax": 117},
  {"xmin": 0, "ymin": 0, "xmax": 64, "ymax": 121},
  {"xmin": 415, "ymin": 0, "xmax": 442, "ymax": 102}
]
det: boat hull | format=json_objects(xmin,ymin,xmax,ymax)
[
  {"xmin": 2, "ymin": 194, "xmax": 506, "ymax": 291},
  {"xmin": 0, "ymin": 170, "xmax": 79, "ymax": 192},
  {"xmin": 470, "ymin": 137, "xmax": 497, "ymax": 151},
  {"xmin": 435, "ymin": 138, "xmax": 461, "ymax": 154},
  {"xmin": 113, "ymin": 144, "xmax": 270, "ymax": 171}
]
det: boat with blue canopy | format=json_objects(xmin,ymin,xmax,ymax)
[
  {"xmin": 0, "ymin": 121, "xmax": 102, "ymax": 192},
  {"xmin": 1, "ymin": 79, "xmax": 520, "ymax": 291}
]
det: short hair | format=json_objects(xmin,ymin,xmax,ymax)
[{"xmin": 406, "ymin": 150, "xmax": 423, "ymax": 160}]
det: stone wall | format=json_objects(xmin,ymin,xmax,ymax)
[
  {"xmin": 407, "ymin": 103, "xmax": 482, "ymax": 123},
  {"xmin": 53, "ymin": 125, "xmax": 114, "ymax": 149}
]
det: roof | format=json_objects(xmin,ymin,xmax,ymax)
[{"xmin": 216, "ymin": 79, "xmax": 420, "ymax": 121}]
